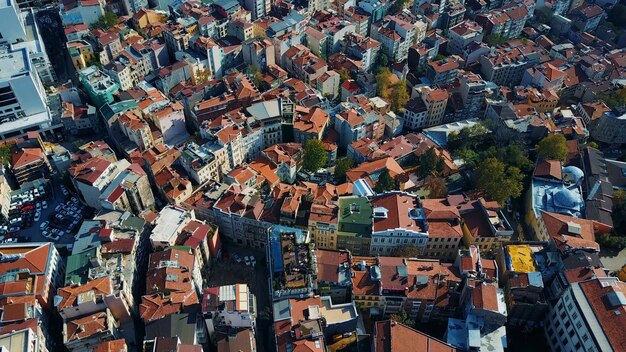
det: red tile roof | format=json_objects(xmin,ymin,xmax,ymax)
[
  {"xmin": 315, "ymin": 249, "xmax": 349, "ymax": 283},
  {"xmin": 65, "ymin": 311, "xmax": 109, "ymax": 341},
  {"xmin": 10, "ymin": 148, "xmax": 44, "ymax": 170},
  {"xmin": 371, "ymin": 193, "xmax": 426, "ymax": 233},
  {"xmin": 93, "ymin": 339, "xmax": 128, "ymax": 352},
  {"xmin": 69, "ymin": 157, "xmax": 112, "ymax": 186},
  {"xmin": 534, "ymin": 159, "xmax": 562, "ymax": 180},
  {"xmin": 57, "ymin": 277, "xmax": 112, "ymax": 311},
  {"xmin": 578, "ymin": 278, "xmax": 626, "ymax": 351},
  {"xmin": 373, "ymin": 320, "xmax": 457, "ymax": 352},
  {"xmin": 471, "ymin": 281, "xmax": 499, "ymax": 312}
]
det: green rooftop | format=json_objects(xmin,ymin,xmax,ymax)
[
  {"xmin": 337, "ymin": 196, "xmax": 373, "ymax": 237},
  {"xmin": 65, "ymin": 247, "xmax": 99, "ymax": 285},
  {"xmin": 100, "ymin": 100, "xmax": 139, "ymax": 123},
  {"xmin": 120, "ymin": 214, "xmax": 146, "ymax": 232}
]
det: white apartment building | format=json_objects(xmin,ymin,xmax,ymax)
[
  {"xmin": 544, "ymin": 277, "xmax": 626, "ymax": 352},
  {"xmin": 149, "ymin": 205, "xmax": 194, "ymax": 249},
  {"xmin": 370, "ymin": 15, "xmax": 416, "ymax": 63},
  {"xmin": 0, "ymin": 1, "xmax": 57, "ymax": 140},
  {"xmin": 369, "ymin": 192, "xmax": 429, "ymax": 255}
]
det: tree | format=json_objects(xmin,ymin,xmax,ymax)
[
  {"xmin": 374, "ymin": 169, "xmax": 395, "ymax": 193},
  {"xmin": 418, "ymin": 147, "xmax": 444, "ymax": 178},
  {"xmin": 586, "ymin": 141, "xmax": 599, "ymax": 149},
  {"xmin": 390, "ymin": 80, "xmax": 409, "ymax": 112},
  {"xmin": 334, "ymin": 157, "xmax": 355, "ymax": 183},
  {"xmin": 339, "ymin": 68, "xmax": 351, "ymax": 84},
  {"xmin": 195, "ymin": 67, "xmax": 212, "ymax": 84},
  {"xmin": 302, "ymin": 139, "xmax": 327, "ymax": 172},
  {"xmin": 391, "ymin": 244, "xmax": 422, "ymax": 258},
  {"xmin": 485, "ymin": 34, "xmax": 507, "ymax": 46},
  {"xmin": 597, "ymin": 87, "xmax": 626, "ymax": 109},
  {"xmin": 376, "ymin": 52, "xmax": 389, "ymax": 70},
  {"xmin": 424, "ymin": 176, "xmax": 448, "ymax": 198},
  {"xmin": 475, "ymin": 158, "xmax": 524, "ymax": 204},
  {"xmin": 376, "ymin": 68, "xmax": 392, "ymax": 98},
  {"xmin": 0, "ymin": 143, "xmax": 12, "ymax": 166},
  {"xmin": 389, "ymin": 309, "xmax": 414, "ymax": 326},
  {"xmin": 91, "ymin": 12, "xmax": 119, "ymax": 30},
  {"xmin": 613, "ymin": 189, "xmax": 626, "ymax": 234},
  {"xmin": 535, "ymin": 7, "xmax": 554, "ymax": 25},
  {"xmin": 608, "ymin": 4, "xmax": 626, "ymax": 30},
  {"xmin": 536, "ymin": 134, "xmax": 568, "ymax": 162}
]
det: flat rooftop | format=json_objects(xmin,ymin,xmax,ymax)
[
  {"xmin": 505, "ymin": 245, "xmax": 536, "ymax": 273},
  {"xmin": 0, "ymin": 45, "xmax": 29, "ymax": 80},
  {"xmin": 151, "ymin": 206, "xmax": 188, "ymax": 244},
  {"xmin": 319, "ymin": 297, "xmax": 357, "ymax": 324}
]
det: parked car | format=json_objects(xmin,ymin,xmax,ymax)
[
  {"xmin": 42, "ymin": 201, "xmax": 48, "ymax": 209},
  {"xmin": 233, "ymin": 254, "xmax": 242, "ymax": 263},
  {"xmin": 244, "ymin": 256, "xmax": 251, "ymax": 266},
  {"xmin": 39, "ymin": 221, "xmax": 49, "ymax": 230}
]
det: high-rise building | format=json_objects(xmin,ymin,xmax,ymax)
[{"xmin": 0, "ymin": 0, "xmax": 58, "ymax": 140}]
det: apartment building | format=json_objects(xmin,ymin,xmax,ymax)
[
  {"xmin": 69, "ymin": 157, "xmax": 131, "ymax": 209},
  {"xmin": 370, "ymin": 15, "xmax": 416, "ymax": 63},
  {"xmin": 544, "ymin": 277, "xmax": 625, "ymax": 352},
  {"xmin": 10, "ymin": 147, "xmax": 50, "ymax": 185}
]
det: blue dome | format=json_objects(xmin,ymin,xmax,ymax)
[
  {"xmin": 554, "ymin": 188, "xmax": 580, "ymax": 209},
  {"xmin": 563, "ymin": 166, "xmax": 584, "ymax": 183}
]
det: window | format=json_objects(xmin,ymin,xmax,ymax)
[
  {"xmin": 576, "ymin": 322, "xmax": 582, "ymax": 329},
  {"xmin": 582, "ymin": 334, "xmax": 588, "ymax": 342}
]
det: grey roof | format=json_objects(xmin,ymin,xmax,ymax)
[
  {"xmin": 245, "ymin": 100, "xmax": 281, "ymax": 120},
  {"xmin": 272, "ymin": 299, "xmax": 291, "ymax": 322},
  {"xmin": 146, "ymin": 313, "xmax": 199, "ymax": 345},
  {"xmin": 562, "ymin": 251, "xmax": 603, "ymax": 269}
]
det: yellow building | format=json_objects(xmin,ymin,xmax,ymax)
[
  {"xmin": 527, "ymin": 88, "xmax": 559, "ymax": 113},
  {"xmin": 68, "ymin": 40, "xmax": 94, "ymax": 71}
]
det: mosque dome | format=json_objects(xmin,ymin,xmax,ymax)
[
  {"xmin": 563, "ymin": 166, "xmax": 584, "ymax": 183},
  {"xmin": 554, "ymin": 188, "xmax": 580, "ymax": 209}
]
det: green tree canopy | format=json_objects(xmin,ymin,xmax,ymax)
[
  {"xmin": 390, "ymin": 80, "xmax": 409, "ymax": 113},
  {"xmin": 536, "ymin": 133, "xmax": 568, "ymax": 162},
  {"xmin": 424, "ymin": 176, "xmax": 448, "ymax": 198},
  {"xmin": 447, "ymin": 123, "xmax": 491, "ymax": 152},
  {"xmin": 0, "ymin": 143, "xmax": 13, "ymax": 166},
  {"xmin": 302, "ymin": 139, "xmax": 327, "ymax": 172},
  {"xmin": 338, "ymin": 68, "xmax": 351, "ymax": 84},
  {"xmin": 334, "ymin": 157, "xmax": 355, "ymax": 183},
  {"xmin": 376, "ymin": 52, "xmax": 389, "ymax": 69},
  {"xmin": 389, "ymin": 308, "xmax": 414, "ymax": 326},
  {"xmin": 391, "ymin": 244, "xmax": 422, "ymax": 258},
  {"xmin": 613, "ymin": 189, "xmax": 626, "ymax": 235},
  {"xmin": 91, "ymin": 12, "xmax": 119, "ymax": 30},
  {"xmin": 374, "ymin": 169, "xmax": 395, "ymax": 193},
  {"xmin": 418, "ymin": 147, "xmax": 444, "ymax": 178},
  {"xmin": 608, "ymin": 4, "xmax": 626, "ymax": 30},
  {"xmin": 475, "ymin": 157, "xmax": 524, "ymax": 204},
  {"xmin": 485, "ymin": 34, "xmax": 507, "ymax": 46},
  {"xmin": 376, "ymin": 68, "xmax": 392, "ymax": 99}
]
